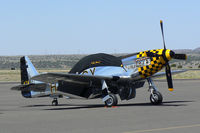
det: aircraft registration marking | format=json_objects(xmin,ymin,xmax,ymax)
[
  {"xmin": 136, "ymin": 57, "xmax": 151, "ymax": 67},
  {"xmin": 23, "ymin": 81, "xmax": 29, "ymax": 85},
  {"xmin": 91, "ymin": 61, "xmax": 101, "ymax": 65},
  {"xmin": 82, "ymin": 67, "xmax": 96, "ymax": 75}
]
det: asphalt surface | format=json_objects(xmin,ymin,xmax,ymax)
[{"xmin": 0, "ymin": 80, "xmax": 200, "ymax": 133}]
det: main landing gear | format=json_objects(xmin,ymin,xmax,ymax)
[
  {"xmin": 147, "ymin": 78, "xmax": 163, "ymax": 105},
  {"xmin": 50, "ymin": 83, "xmax": 59, "ymax": 106},
  {"xmin": 52, "ymin": 98, "xmax": 58, "ymax": 106},
  {"xmin": 104, "ymin": 94, "xmax": 118, "ymax": 107},
  {"xmin": 101, "ymin": 80, "xmax": 118, "ymax": 107}
]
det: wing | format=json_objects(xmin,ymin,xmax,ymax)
[
  {"xmin": 31, "ymin": 73, "xmax": 127, "ymax": 85},
  {"xmin": 11, "ymin": 83, "xmax": 47, "ymax": 92},
  {"xmin": 31, "ymin": 69, "xmax": 187, "ymax": 84},
  {"xmin": 151, "ymin": 69, "xmax": 187, "ymax": 78}
]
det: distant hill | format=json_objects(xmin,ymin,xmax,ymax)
[
  {"xmin": 174, "ymin": 47, "xmax": 200, "ymax": 54},
  {"xmin": 193, "ymin": 47, "xmax": 200, "ymax": 53},
  {"xmin": 0, "ymin": 55, "xmax": 85, "ymax": 70},
  {"xmin": 0, "ymin": 47, "xmax": 200, "ymax": 70}
]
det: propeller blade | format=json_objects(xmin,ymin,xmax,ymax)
[
  {"xmin": 174, "ymin": 54, "xmax": 187, "ymax": 60},
  {"xmin": 165, "ymin": 63, "xmax": 173, "ymax": 91},
  {"xmin": 160, "ymin": 20, "xmax": 166, "ymax": 49}
]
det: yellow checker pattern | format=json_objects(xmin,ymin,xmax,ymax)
[{"xmin": 137, "ymin": 49, "xmax": 166, "ymax": 79}]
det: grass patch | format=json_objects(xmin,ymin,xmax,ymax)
[
  {"xmin": 0, "ymin": 70, "xmax": 21, "ymax": 82},
  {"xmin": 0, "ymin": 69, "xmax": 199, "ymax": 82},
  {"xmin": 154, "ymin": 70, "xmax": 200, "ymax": 80},
  {"xmin": 0, "ymin": 70, "xmax": 69, "ymax": 82},
  {"xmin": 172, "ymin": 70, "xmax": 200, "ymax": 79}
]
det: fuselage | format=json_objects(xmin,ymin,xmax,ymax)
[
  {"xmin": 22, "ymin": 49, "xmax": 175, "ymax": 98},
  {"xmin": 81, "ymin": 49, "xmax": 174, "ymax": 81}
]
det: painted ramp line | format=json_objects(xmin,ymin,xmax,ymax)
[{"xmin": 124, "ymin": 124, "xmax": 200, "ymax": 133}]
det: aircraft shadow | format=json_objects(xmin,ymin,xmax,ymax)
[
  {"xmin": 23, "ymin": 104, "xmax": 104, "ymax": 110},
  {"xmin": 118, "ymin": 100, "xmax": 194, "ymax": 107},
  {"xmin": 36, "ymin": 100, "xmax": 194, "ymax": 111}
]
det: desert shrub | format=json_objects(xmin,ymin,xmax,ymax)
[
  {"xmin": 171, "ymin": 64, "xmax": 176, "ymax": 67},
  {"xmin": 177, "ymin": 65, "xmax": 182, "ymax": 68}
]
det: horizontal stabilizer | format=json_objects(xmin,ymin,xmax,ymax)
[{"xmin": 11, "ymin": 83, "xmax": 47, "ymax": 92}]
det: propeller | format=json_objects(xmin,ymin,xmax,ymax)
[
  {"xmin": 160, "ymin": 20, "xmax": 175, "ymax": 91},
  {"xmin": 146, "ymin": 50, "xmax": 187, "ymax": 60},
  {"xmin": 173, "ymin": 53, "xmax": 187, "ymax": 60},
  {"xmin": 144, "ymin": 20, "xmax": 187, "ymax": 91},
  {"xmin": 160, "ymin": 20, "xmax": 166, "ymax": 49},
  {"xmin": 160, "ymin": 20, "xmax": 186, "ymax": 59},
  {"xmin": 165, "ymin": 63, "xmax": 173, "ymax": 91}
]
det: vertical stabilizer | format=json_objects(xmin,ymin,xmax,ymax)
[
  {"xmin": 20, "ymin": 56, "xmax": 38, "ymax": 85},
  {"xmin": 19, "ymin": 56, "xmax": 50, "ymax": 98}
]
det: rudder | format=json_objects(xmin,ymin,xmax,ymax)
[
  {"xmin": 20, "ymin": 56, "xmax": 38, "ymax": 85},
  {"xmin": 20, "ymin": 56, "xmax": 39, "ymax": 98}
]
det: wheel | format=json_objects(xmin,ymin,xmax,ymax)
[
  {"xmin": 150, "ymin": 91, "xmax": 163, "ymax": 105},
  {"xmin": 52, "ymin": 99, "xmax": 58, "ymax": 106},
  {"xmin": 52, "ymin": 100, "xmax": 58, "ymax": 106},
  {"xmin": 104, "ymin": 94, "xmax": 118, "ymax": 107}
]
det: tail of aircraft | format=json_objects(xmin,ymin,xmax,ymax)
[
  {"xmin": 20, "ymin": 56, "xmax": 39, "ymax": 97},
  {"xmin": 11, "ymin": 56, "xmax": 50, "ymax": 98},
  {"xmin": 20, "ymin": 56, "xmax": 39, "ymax": 84}
]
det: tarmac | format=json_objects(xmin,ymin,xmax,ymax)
[{"xmin": 0, "ymin": 80, "xmax": 200, "ymax": 133}]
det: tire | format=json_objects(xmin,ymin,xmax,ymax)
[
  {"xmin": 105, "ymin": 94, "xmax": 118, "ymax": 107},
  {"xmin": 52, "ymin": 100, "xmax": 58, "ymax": 106},
  {"xmin": 150, "ymin": 91, "xmax": 163, "ymax": 105}
]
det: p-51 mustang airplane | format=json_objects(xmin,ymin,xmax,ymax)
[{"xmin": 12, "ymin": 21, "xmax": 187, "ymax": 107}]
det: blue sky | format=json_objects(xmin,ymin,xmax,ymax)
[{"xmin": 0, "ymin": 0, "xmax": 200, "ymax": 55}]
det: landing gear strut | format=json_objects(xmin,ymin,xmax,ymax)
[
  {"xmin": 101, "ymin": 80, "xmax": 118, "ymax": 107},
  {"xmin": 147, "ymin": 78, "xmax": 163, "ymax": 105},
  {"xmin": 50, "ymin": 83, "xmax": 59, "ymax": 106},
  {"xmin": 52, "ymin": 98, "xmax": 58, "ymax": 106}
]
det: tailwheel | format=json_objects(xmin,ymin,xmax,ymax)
[
  {"xmin": 150, "ymin": 91, "xmax": 163, "ymax": 105},
  {"xmin": 52, "ymin": 98, "xmax": 58, "ymax": 106},
  {"xmin": 105, "ymin": 94, "xmax": 118, "ymax": 107}
]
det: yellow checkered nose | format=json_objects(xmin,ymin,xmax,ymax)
[{"xmin": 164, "ymin": 49, "xmax": 175, "ymax": 61}]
